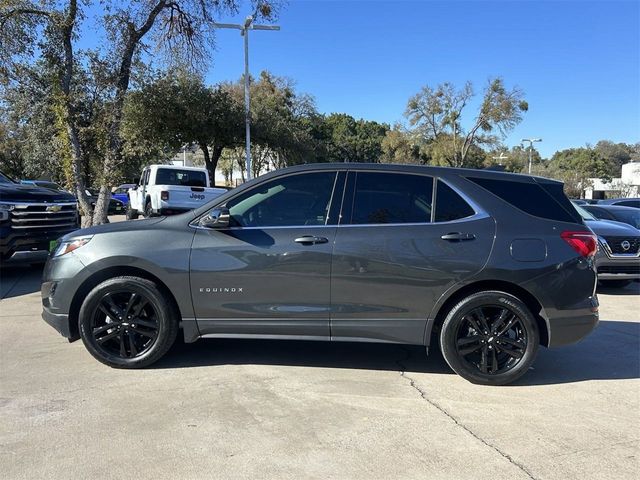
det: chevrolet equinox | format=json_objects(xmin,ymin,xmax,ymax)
[{"xmin": 41, "ymin": 164, "xmax": 599, "ymax": 385}]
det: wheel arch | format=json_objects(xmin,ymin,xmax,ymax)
[
  {"xmin": 426, "ymin": 280, "xmax": 549, "ymax": 348},
  {"xmin": 68, "ymin": 265, "xmax": 183, "ymax": 340}
]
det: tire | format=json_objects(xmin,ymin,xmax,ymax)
[
  {"xmin": 439, "ymin": 291, "xmax": 539, "ymax": 386},
  {"xmin": 598, "ymin": 279, "xmax": 632, "ymax": 289},
  {"xmin": 126, "ymin": 206, "xmax": 138, "ymax": 220},
  {"xmin": 144, "ymin": 201, "xmax": 153, "ymax": 218},
  {"xmin": 78, "ymin": 276, "xmax": 179, "ymax": 368}
]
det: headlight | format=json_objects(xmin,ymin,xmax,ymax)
[{"xmin": 52, "ymin": 236, "xmax": 93, "ymax": 257}]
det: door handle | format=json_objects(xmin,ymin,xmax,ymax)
[
  {"xmin": 294, "ymin": 235, "xmax": 329, "ymax": 245},
  {"xmin": 441, "ymin": 232, "xmax": 476, "ymax": 242}
]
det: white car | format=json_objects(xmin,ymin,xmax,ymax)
[{"xmin": 127, "ymin": 165, "xmax": 228, "ymax": 219}]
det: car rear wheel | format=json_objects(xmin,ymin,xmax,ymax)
[
  {"xmin": 144, "ymin": 201, "xmax": 153, "ymax": 218},
  {"xmin": 439, "ymin": 291, "xmax": 539, "ymax": 385},
  {"xmin": 78, "ymin": 276, "xmax": 178, "ymax": 368}
]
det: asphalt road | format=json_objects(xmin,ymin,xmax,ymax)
[{"xmin": 0, "ymin": 264, "xmax": 638, "ymax": 480}]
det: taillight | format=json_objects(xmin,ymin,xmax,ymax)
[
  {"xmin": 160, "ymin": 191, "xmax": 169, "ymax": 201},
  {"xmin": 561, "ymin": 231, "xmax": 598, "ymax": 257}
]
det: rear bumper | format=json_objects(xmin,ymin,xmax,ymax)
[
  {"xmin": 158, "ymin": 207, "xmax": 191, "ymax": 216},
  {"xmin": 546, "ymin": 295, "xmax": 599, "ymax": 347}
]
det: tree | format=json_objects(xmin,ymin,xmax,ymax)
[
  {"xmin": 123, "ymin": 74, "xmax": 244, "ymax": 184},
  {"xmin": 1, "ymin": 0, "xmax": 278, "ymax": 225},
  {"xmin": 322, "ymin": 113, "xmax": 388, "ymax": 163},
  {"xmin": 484, "ymin": 145, "xmax": 542, "ymax": 173},
  {"xmin": 405, "ymin": 78, "xmax": 528, "ymax": 167},
  {"xmin": 380, "ymin": 125, "xmax": 427, "ymax": 165},
  {"xmin": 534, "ymin": 146, "xmax": 612, "ymax": 198}
]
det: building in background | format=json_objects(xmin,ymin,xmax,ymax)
[{"xmin": 585, "ymin": 162, "xmax": 640, "ymax": 199}]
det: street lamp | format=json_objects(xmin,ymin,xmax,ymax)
[
  {"xmin": 213, "ymin": 16, "xmax": 280, "ymax": 181},
  {"xmin": 521, "ymin": 138, "xmax": 542, "ymax": 174}
]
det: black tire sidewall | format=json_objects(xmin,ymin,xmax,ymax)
[
  {"xmin": 78, "ymin": 276, "xmax": 177, "ymax": 368},
  {"xmin": 144, "ymin": 202, "xmax": 153, "ymax": 218},
  {"xmin": 440, "ymin": 291, "xmax": 539, "ymax": 386}
]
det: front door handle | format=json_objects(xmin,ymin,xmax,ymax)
[
  {"xmin": 441, "ymin": 232, "xmax": 476, "ymax": 242},
  {"xmin": 295, "ymin": 235, "xmax": 329, "ymax": 245}
]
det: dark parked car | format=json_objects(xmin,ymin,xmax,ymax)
[
  {"xmin": 1, "ymin": 171, "xmax": 79, "ymax": 264},
  {"xmin": 20, "ymin": 180, "xmax": 69, "ymax": 192},
  {"xmin": 573, "ymin": 205, "xmax": 640, "ymax": 288},
  {"xmin": 84, "ymin": 189, "xmax": 125, "ymax": 216},
  {"xmin": 582, "ymin": 204, "xmax": 640, "ymax": 229},
  {"xmin": 42, "ymin": 164, "xmax": 599, "ymax": 385},
  {"xmin": 597, "ymin": 198, "xmax": 640, "ymax": 208}
]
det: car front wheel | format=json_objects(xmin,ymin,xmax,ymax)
[
  {"xmin": 439, "ymin": 291, "xmax": 539, "ymax": 385},
  {"xmin": 78, "ymin": 276, "xmax": 178, "ymax": 368}
]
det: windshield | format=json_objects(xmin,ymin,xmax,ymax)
[
  {"xmin": 614, "ymin": 209, "xmax": 640, "ymax": 229},
  {"xmin": 155, "ymin": 168, "xmax": 207, "ymax": 187},
  {"xmin": 574, "ymin": 204, "xmax": 597, "ymax": 221},
  {"xmin": 0, "ymin": 172, "xmax": 16, "ymax": 184}
]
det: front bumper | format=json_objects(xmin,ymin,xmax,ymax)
[
  {"xmin": 42, "ymin": 307, "xmax": 76, "ymax": 340},
  {"xmin": 595, "ymin": 249, "xmax": 640, "ymax": 280}
]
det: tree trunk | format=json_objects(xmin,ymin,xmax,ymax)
[
  {"xmin": 60, "ymin": 0, "xmax": 92, "ymax": 227},
  {"xmin": 92, "ymin": 2, "xmax": 168, "ymax": 225},
  {"xmin": 199, "ymin": 143, "xmax": 224, "ymax": 186}
]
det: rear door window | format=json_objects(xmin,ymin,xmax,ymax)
[
  {"xmin": 434, "ymin": 180, "xmax": 475, "ymax": 222},
  {"xmin": 349, "ymin": 172, "xmax": 433, "ymax": 224}
]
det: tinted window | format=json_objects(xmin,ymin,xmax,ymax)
[
  {"xmin": 351, "ymin": 172, "xmax": 433, "ymax": 224},
  {"xmin": 615, "ymin": 200, "xmax": 640, "ymax": 208},
  {"xmin": 435, "ymin": 180, "xmax": 475, "ymax": 222},
  {"xmin": 227, "ymin": 172, "xmax": 337, "ymax": 227},
  {"xmin": 468, "ymin": 177, "xmax": 580, "ymax": 223},
  {"xmin": 155, "ymin": 168, "xmax": 207, "ymax": 187}
]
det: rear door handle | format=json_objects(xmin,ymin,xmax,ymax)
[
  {"xmin": 295, "ymin": 235, "xmax": 329, "ymax": 245},
  {"xmin": 441, "ymin": 232, "xmax": 476, "ymax": 242}
]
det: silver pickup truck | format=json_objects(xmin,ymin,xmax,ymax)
[{"xmin": 127, "ymin": 165, "xmax": 228, "ymax": 218}]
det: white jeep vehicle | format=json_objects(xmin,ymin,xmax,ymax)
[{"xmin": 127, "ymin": 165, "xmax": 228, "ymax": 219}]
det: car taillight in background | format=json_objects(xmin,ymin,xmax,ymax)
[
  {"xmin": 561, "ymin": 231, "xmax": 598, "ymax": 257},
  {"xmin": 160, "ymin": 191, "xmax": 169, "ymax": 201}
]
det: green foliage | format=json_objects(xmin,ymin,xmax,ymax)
[
  {"xmin": 321, "ymin": 113, "xmax": 388, "ymax": 163},
  {"xmin": 380, "ymin": 125, "xmax": 427, "ymax": 165},
  {"xmin": 405, "ymin": 78, "xmax": 527, "ymax": 167}
]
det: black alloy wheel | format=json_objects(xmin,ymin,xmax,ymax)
[
  {"xmin": 454, "ymin": 306, "xmax": 528, "ymax": 375},
  {"xmin": 79, "ymin": 276, "xmax": 178, "ymax": 368},
  {"xmin": 440, "ymin": 291, "xmax": 539, "ymax": 385},
  {"xmin": 91, "ymin": 291, "xmax": 159, "ymax": 359}
]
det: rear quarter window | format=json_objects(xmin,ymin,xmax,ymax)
[{"xmin": 467, "ymin": 177, "xmax": 581, "ymax": 223}]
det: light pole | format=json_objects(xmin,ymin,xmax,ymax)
[
  {"xmin": 521, "ymin": 138, "xmax": 542, "ymax": 174},
  {"xmin": 213, "ymin": 16, "xmax": 280, "ymax": 181}
]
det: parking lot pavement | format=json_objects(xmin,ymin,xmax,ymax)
[{"xmin": 0, "ymin": 267, "xmax": 638, "ymax": 480}]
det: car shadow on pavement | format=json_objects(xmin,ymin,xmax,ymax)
[
  {"xmin": 155, "ymin": 339, "xmax": 453, "ymax": 375},
  {"xmin": 0, "ymin": 265, "xmax": 43, "ymax": 299},
  {"xmin": 154, "ymin": 319, "xmax": 639, "ymax": 386}
]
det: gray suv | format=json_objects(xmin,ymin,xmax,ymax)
[{"xmin": 41, "ymin": 164, "xmax": 599, "ymax": 385}]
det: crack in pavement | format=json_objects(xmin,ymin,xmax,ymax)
[{"xmin": 396, "ymin": 347, "xmax": 538, "ymax": 480}]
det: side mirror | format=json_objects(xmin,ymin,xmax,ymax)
[{"xmin": 200, "ymin": 207, "xmax": 230, "ymax": 229}]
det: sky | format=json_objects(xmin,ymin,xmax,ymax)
[
  {"xmin": 75, "ymin": 0, "xmax": 640, "ymax": 159},
  {"xmin": 201, "ymin": 0, "xmax": 639, "ymax": 158}
]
